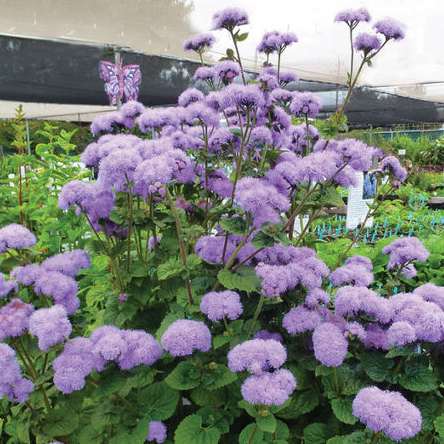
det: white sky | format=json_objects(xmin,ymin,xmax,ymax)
[{"xmin": 1, "ymin": 0, "xmax": 443, "ymax": 102}]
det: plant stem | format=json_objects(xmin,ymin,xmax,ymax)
[
  {"xmin": 224, "ymin": 228, "xmax": 255, "ymax": 270},
  {"xmin": 125, "ymin": 176, "xmax": 134, "ymax": 273},
  {"xmin": 247, "ymin": 295, "xmax": 265, "ymax": 336},
  {"xmin": 165, "ymin": 188, "xmax": 194, "ymax": 305},
  {"xmin": 349, "ymin": 26, "xmax": 354, "ymax": 84},
  {"xmin": 114, "ymin": 392, "xmax": 140, "ymax": 417},
  {"xmin": 333, "ymin": 367, "xmax": 340, "ymax": 397},
  {"xmin": 277, "ymin": 51, "xmax": 282, "ymax": 80},
  {"xmin": 223, "ymin": 317, "xmax": 232, "ymax": 336},
  {"xmin": 230, "ymin": 31, "xmax": 246, "ymax": 85}
]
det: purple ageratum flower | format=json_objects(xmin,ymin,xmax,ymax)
[
  {"xmin": 53, "ymin": 337, "xmax": 102, "ymax": 394},
  {"xmin": 228, "ymin": 339, "xmax": 287, "ymax": 375},
  {"xmin": 255, "ymin": 263, "xmax": 296, "ymax": 297},
  {"xmin": 161, "ymin": 319, "xmax": 211, "ymax": 357},
  {"xmin": 281, "ymin": 32, "xmax": 298, "ymax": 47},
  {"xmin": 41, "ymin": 249, "xmax": 91, "ymax": 277},
  {"xmin": 344, "ymin": 255, "xmax": 373, "ymax": 272},
  {"xmin": 200, "ymin": 169, "xmax": 233, "ymax": 198},
  {"xmin": 290, "ymin": 92, "xmax": 323, "ymax": 118},
  {"xmin": 147, "ymin": 421, "xmax": 167, "ymax": 443},
  {"xmin": 194, "ymin": 66, "xmax": 216, "ymax": 81},
  {"xmin": 33, "ymin": 271, "xmax": 79, "ymax": 314},
  {"xmin": 374, "ymin": 18, "xmax": 405, "ymax": 41},
  {"xmin": 312, "ymin": 323, "xmax": 348, "ymax": 367},
  {"xmin": 335, "ymin": 138, "xmax": 375, "ymax": 171},
  {"xmin": 241, "ymin": 369, "xmax": 296, "ymax": 405},
  {"xmin": 346, "ymin": 321, "xmax": 366, "ymax": 341},
  {"xmin": 257, "ymin": 31, "xmax": 282, "ymax": 54},
  {"xmin": 354, "ymin": 33, "xmax": 381, "ymax": 55},
  {"xmin": 178, "ymin": 87, "xmax": 205, "ymax": 107},
  {"xmin": 90, "ymin": 325, "xmax": 127, "ymax": 364},
  {"xmin": 117, "ymin": 329, "xmax": 163, "ymax": 370},
  {"xmin": 9, "ymin": 264, "xmax": 42, "ymax": 286},
  {"xmin": 387, "ymin": 321, "xmax": 416, "ymax": 347},
  {"xmin": 148, "ymin": 235, "xmax": 162, "ymax": 252},
  {"xmin": 235, "ymin": 177, "xmax": 290, "ymax": 227},
  {"xmin": 279, "ymin": 71, "xmax": 299, "ymax": 86},
  {"xmin": 379, "ymin": 156, "xmax": 407, "ymax": 182},
  {"xmin": 183, "ymin": 33, "xmax": 215, "ymax": 53},
  {"xmin": 218, "ymin": 84, "xmax": 265, "ymax": 111},
  {"xmin": 29, "ymin": 305, "xmax": 72, "ymax": 351},
  {"xmin": 120, "ymin": 101, "xmax": 145, "ymax": 118},
  {"xmin": 413, "ymin": 283, "xmax": 444, "ymax": 310},
  {"xmin": 253, "ymin": 330, "xmax": 283, "ymax": 342},
  {"xmin": 90, "ymin": 111, "xmax": 134, "ymax": 136},
  {"xmin": 363, "ymin": 323, "xmax": 389, "ymax": 350},
  {"xmin": 183, "ymin": 102, "xmax": 220, "ymax": 128},
  {"xmin": 0, "ymin": 273, "xmax": 18, "ymax": 298},
  {"xmin": 283, "ymin": 306, "xmax": 321, "ymax": 334},
  {"xmin": 214, "ymin": 61, "xmax": 241, "ymax": 83},
  {"xmin": 138, "ymin": 108, "xmax": 179, "ymax": 133},
  {"xmin": 0, "ymin": 343, "xmax": 34, "ymax": 403},
  {"xmin": 0, "ymin": 224, "xmax": 36, "ymax": 253},
  {"xmin": 98, "ymin": 147, "xmax": 143, "ymax": 192},
  {"xmin": 389, "ymin": 293, "xmax": 444, "ymax": 343},
  {"xmin": 305, "ymin": 288, "xmax": 331, "ymax": 308},
  {"xmin": 352, "ymin": 387, "xmax": 421, "ymax": 441},
  {"xmin": 330, "ymin": 262, "xmax": 374, "ymax": 287},
  {"xmin": 212, "ymin": 7, "xmax": 249, "ymax": 31},
  {"xmin": 58, "ymin": 180, "xmax": 115, "ymax": 226},
  {"xmin": 0, "ymin": 298, "xmax": 34, "ymax": 340},
  {"xmin": 382, "ymin": 237, "xmax": 429, "ymax": 270},
  {"xmin": 195, "ymin": 236, "xmax": 236, "ymax": 265},
  {"xmin": 200, "ymin": 290, "xmax": 243, "ymax": 322},
  {"xmin": 335, "ymin": 7, "xmax": 371, "ymax": 24}
]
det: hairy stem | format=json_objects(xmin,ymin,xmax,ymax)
[{"xmin": 247, "ymin": 295, "xmax": 265, "ymax": 336}]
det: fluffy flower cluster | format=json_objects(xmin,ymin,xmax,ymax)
[
  {"xmin": 330, "ymin": 255, "xmax": 374, "ymax": 287},
  {"xmin": 29, "ymin": 305, "xmax": 72, "ymax": 351},
  {"xmin": 257, "ymin": 30, "xmax": 298, "ymax": 54},
  {"xmin": 0, "ymin": 223, "xmax": 36, "ymax": 253},
  {"xmin": 212, "ymin": 7, "xmax": 248, "ymax": 31},
  {"xmin": 0, "ymin": 298, "xmax": 34, "ymax": 341},
  {"xmin": 352, "ymin": 387, "xmax": 421, "ymax": 441},
  {"xmin": 200, "ymin": 290, "xmax": 243, "ymax": 321},
  {"xmin": 183, "ymin": 33, "xmax": 215, "ymax": 53},
  {"xmin": 161, "ymin": 319, "xmax": 211, "ymax": 357},
  {"xmin": 0, "ymin": 343, "xmax": 34, "ymax": 403},
  {"xmin": 147, "ymin": 421, "xmax": 167, "ymax": 443},
  {"xmin": 255, "ymin": 245, "xmax": 329, "ymax": 297},
  {"xmin": 53, "ymin": 328, "xmax": 162, "ymax": 393},
  {"xmin": 382, "ymin": 236, "xmax": 429, "ymax": 270},
  {"xmin": 334, "ymin": 7, "xmax": 371, "ymax": 24},
  {"xmin": 0, "ymin": 272, "xmax": 18, "ymax": 298}
]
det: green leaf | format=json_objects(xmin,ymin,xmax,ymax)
[
  {"xmin": 435, "ymin": 414, "xmax": 444, "ymax": 438},
  {"xmin": 399, "ymin": 359, "xmax": 437, "ymax": 392},
  {"xmin": 316, "ymin": 187, "xmax": 344, "ymax": 208},
  {"xmin": 331, "ymin": 398, "xmax": 357, "ymax": 425},
  {"xmin": 276, "ymin": 390, "xmax": 319, "ymax": 419},
  {"xmin": 361, "ymin": 352, "xmax": 394, "ymax": 382},
  {"xmin": 203, "ymin": 363, "xmax": 237, "ymax": 390},
  {"xmin": 166, "ymin": 361, "xmax": 202, "ymax": 390},
  {"xmin": 138, "ymin": 382, "xmax": 179, "ymax": 421},
  {"xmin": 218, "ymin": 266, "xmax": 261, "ymax": 293},
  {"xmin": 237, "ymin": 32, "xmax": 249, "ymax": 41},
  {"xmin": 158, "ymin": 257, "xmax": 185, "ymax": 280},
  {"xmin": 174, "ymin": 414, "xmax": 221, "ymax": 444},
  {"xmin": 251, "ymin": 224, "xmax": 290, "ymax": 249},
  {"xmin": 385, "ymin": 345, "xmax": 415, "ymax": 358},
  {"xmin": 76, "ymin": 424, "xmax": 103, "ymax": 444},
  {"xmin": 239, "ymin": 423, "xmax": 263, "ymax": 444},
  {"xmin": 42, "ymin": 408, "xmax": 79, "ymax": 436},
  {"xmin": 256, "ymin": 414, "xmax": 276, "ymax": 433},
  {"xmin": 220, "ymin": 217, "xmax": 248, "ymax": 235},
  {"xmin": 303, "ymin": 423, "xmax": 330, "ymax": 444}
]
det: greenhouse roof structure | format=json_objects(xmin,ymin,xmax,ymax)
[{"xmin": 0, "ymin": 0, "xmax": 443, "ymax": 126}]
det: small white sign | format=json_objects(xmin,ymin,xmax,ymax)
[
  {"xmin": 294, "ymin": 214, "xmax": 310, "ymax": 235},
  {"xmin": 398, "ymin": 149, "xmax": 406, "ymax": 156},
  {"xmin": 346, "ymin": 172, "xmax": 374, "ymax": 230}
]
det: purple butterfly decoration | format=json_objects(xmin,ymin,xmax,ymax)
[{"xmin": 99, "ymin": 60, "xmax": 142, "ymax": 106}]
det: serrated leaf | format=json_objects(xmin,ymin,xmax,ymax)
[
  {"xmin": 220, "ymin": 217, "xmax": 248, "ymax": 235},
  {"xmin": 174, "ymin": 414, "xmax": 221, "ymax": 444},
  {"xmin": 166, "ymin": 361, "xmax": 202, "ymax": 390},
  {"xmin": 157, "ymin": 257, "xmax": 185, "ymax": 280},
  {"xmin": 239, "ymin": 423, "xmax": 263, "ymax": 444},
  {"xmin": 251, "ymin": 224, "xmax": 290, "ymax": 249},
  {"xmin": 203, "ymin": 364, "xmax": 237, "ymax": 390},
  {"xmin": 385, "ymin": 345, "xmax": 415, "ymax": 358},
  {"xmin": 361, "ymin": 352, "xmax": 394, "ymax": 382},
  {"xmin": 256, "ymin": 414, "xmax": 276, "ymax": 433},
  {"xmin": 303, "ymin": 423, "xmax": 330, "ymax": 444},
  {"xmin": 435, "ymin": 414, "xmax": 444, "ymax": 438},
  {"xmin": 276, "ymin": 390, "xmax": 319, "ymax": 419},
  {"xmin": 331, "ymin": 398, "xmax": 357, "ymax": 425},
  {"xmin": 237, "ymin": 32, "xmax": 249, "ymax": 41},
  {"xmin": 138, "ymin": 382, "xmax": 179, "ymax": 420},
  {"xmin": 42, "ymin": 408, "xmax": 79, "ymax": 436},
  {"xmin": 399, "ymin": 359, "xmax": 437, "ymax": 392},
  {"xmin": 218, "ymin": 266, "xmax": 261, "ymax": 293}
]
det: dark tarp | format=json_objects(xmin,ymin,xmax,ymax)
[{"xmin": 2, "ymin": 34, "xmax": 444, "ymax": 126}]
